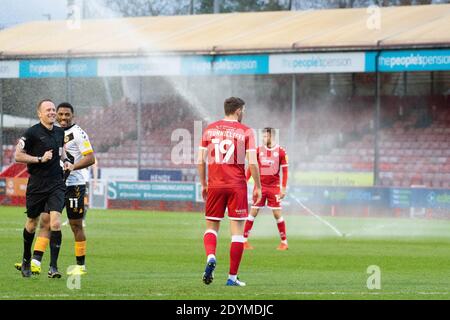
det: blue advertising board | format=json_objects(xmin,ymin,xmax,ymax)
[
  {"xmin": 290, "ymin": 186, "xmax": 389, "ymax": 207},
  {"xmin": 2, "ymin": 49, "xmax": 449, "ymax": 79},
  {"xmin": 19, "ymin": 59, "xmax": 97, "ymax": 78},
  {"xmin": 138, "ymin": 169, "xmax": 183, "ymax": 182},
  {"xmin": 105, "ymin": 181, "xmax": 450, "ymax": 209},
  {"xmin": 290, "ymin": 186, "xmax": 450, "ymax": 209},
  {"xmin": 181, "ymin": 56, "xmax": 213, "ymax": 75},
  {"xmin": 181, "ymin": 54, "xmax": 269, "ymax": 75},
  {"xmin": 212, "ymin": 54, "xmax": 269, "ymax": 75},
  {"xmin": 411, "ymin": 188, "xmax": 450, "ymax": 209},
  {"xmin": 108, "ymin": 181, "xmax": 196, "ymax": 202},
  {"xmin": 366, "ymin": 49, "xmax": 450, "ymax": 72}
]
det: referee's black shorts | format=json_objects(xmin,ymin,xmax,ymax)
[{"xmin": 25, "ymin": 175, "xmax": 65, "ymax": 219}]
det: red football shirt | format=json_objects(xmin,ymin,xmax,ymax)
[
  {"xmin": 257, "ymin": 145, "xmax": 288, "ymax": 188},
  {"xmin": 200, "ymin": 119, "xmax": 256, "ymax": 188}
]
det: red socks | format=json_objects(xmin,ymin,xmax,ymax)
[
  {"xmin": 229, "ymin": 235, "xmax": 245, "ymax": 276},
  {"xmin": 277, "ymin": 217, "xmax": 287, "ymax": 241},
  {"xmin": 243, "ymin": 215, "xmax": 255, "ymax": 240},
  {"xmin": 203, "ymin": 229, "xmax": 217, "ymax": 258}
]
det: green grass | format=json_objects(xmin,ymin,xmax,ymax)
[{"xmin": 0, "ymin": 205, "xmax": 449, "ymax": 300}]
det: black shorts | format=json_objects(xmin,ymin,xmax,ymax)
[
  {"xmin": 84, "ymin": 182, "xmax": 90, "ymax": 208},
  {"xmin": 65, "ymin": 185, "xmax": 86, "ymax": 220},
  {"xmin": 26, "ymin": 175, "xmax": 66, "ymax": 219}
]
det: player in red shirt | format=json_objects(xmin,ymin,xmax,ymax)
[
  {"xmin": 197, "ymin": 97, "xmax": 262, "ymax": 287},
  {"xmin": 244, "ymin": 127, "xmax": 289, "ymax": 250}
]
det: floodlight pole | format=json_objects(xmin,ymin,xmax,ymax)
[
  {"xmin": 137, "ymin": 76, "xmax": 143, "ymax": 174},
  {"xmin": 290, "ymin": 74, "xmax": 297, "ymax": 156},
  {"xmin": 189, "ymin": 0, "xmax": 194, "ymax": 15},
  {"xmin": 214, "ymin": 0, "xmax": 220, "ymax": 13},
  {"xmin": 374, "ymin": 50, "xmax": 381, "ymax": 187},
  {"xmin": 0, "ymin": 79, "xmax": 3, "ymax": 170},
  {"xmin": 65, "ymin": 56, "xmax": 72, "ymax": 102}
]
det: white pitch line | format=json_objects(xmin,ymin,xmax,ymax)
[
  {"xmin": 346, "ymin": 223, "xmax": 386, "ymax": 237},
  {"xmin": 290, "ymin": 194, "xmax": 344, "ymax": 237},
  {"xmin": 0, "ymin": 293, "xmax": 171, "ymax": 299}
]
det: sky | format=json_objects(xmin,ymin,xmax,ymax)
[{"xmin": 0, "ymin": 0, "xmax": 67, "ymax": 28}]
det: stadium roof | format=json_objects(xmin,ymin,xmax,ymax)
[{"xmin": 0, "ymin": 4, "xmax": 449, "ymax": 59}]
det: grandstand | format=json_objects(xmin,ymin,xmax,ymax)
[
  {"xmin": 64, "ymin": 90, "xmax": 448, "ymax": 188},
  {"xmin": 73, "ymin": 92, "xmax": 200, "ymax": 181},
  {"xmin": 4, "ymin": 89, "xmax": 448, "ymax": 188},
  {"xmin": 297, "ymin": 95, "xmax": 450, "ymax": 188}
]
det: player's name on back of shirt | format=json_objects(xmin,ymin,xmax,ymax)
[{"xmin": 206, "ymin": 128, "xmax": 247, "ymax": 141}]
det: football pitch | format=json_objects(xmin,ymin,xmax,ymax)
[{"xmin": 0, "ymin": 205, "xmax": 449, "ymax": 300}]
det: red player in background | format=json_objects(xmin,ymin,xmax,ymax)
[{"xmin": 244, "ymin": 127, "xmax": 289, "ymax": 250}]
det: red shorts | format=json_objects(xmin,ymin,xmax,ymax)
[
  {"xmin": 252, "ymin": 187, "xmax": 282, "ymax": 210},
  {"xmin": 205, "ymin": 187, "xmax": 248, "ymax": 221}
]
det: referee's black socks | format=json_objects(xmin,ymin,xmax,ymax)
[
  {"xmin": 50, "ymin": 231, "xmax": 62, "ymax": 268},
  {"xmin": 22, "ymin": 228, "xmax": 35, "ymax": 262}
]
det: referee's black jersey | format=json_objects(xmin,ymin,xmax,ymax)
[{"xmin": 19, "ymin": 122, "xmax": 65, "ymax": 177}]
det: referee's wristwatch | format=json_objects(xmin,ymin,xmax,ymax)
[{"xmin": 37, "ymin": 156, "xmax": 42, "ymax": 163}]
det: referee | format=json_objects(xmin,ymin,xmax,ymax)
[{"xmin": 15, "ymin": 99, "xmax": 73, "ymax": 278}]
